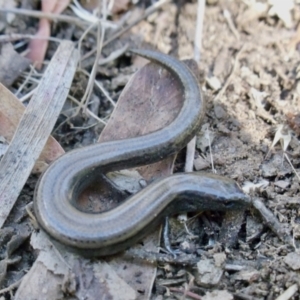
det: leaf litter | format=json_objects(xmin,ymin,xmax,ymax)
[{"xmin": 0, "ymin": 0, "xmax": 300, "ymax": 299}]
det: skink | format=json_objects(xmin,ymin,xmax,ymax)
[{"xmin": 34, "ymin": 49, "xmax": 250, "ymax": 257}]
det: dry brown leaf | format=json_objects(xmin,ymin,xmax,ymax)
[
  {"xmin": 0, "ymin": 83, "xmax": 64, "ymax": 173},
  {"xmin": 26, "ymin": 18, "xmax": 50, "ymax": 69},
  {"xmin": 0, "ymin": 43, "xmax": 30, "ymax": 87},
  {"xmin": 42, "ymin": 0, "xmax": 70, "ymax": 14},
  {"xmin": 16, "ymin": 231, "xmax": 136, "ymax": 300},
  {"xmin": 26, "ymin": 0, "xmax": 71, "ymax": 69}
]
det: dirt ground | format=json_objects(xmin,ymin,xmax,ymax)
[{"xmin": 1, "ymin": 0, "xmax": 300, "ymax": 299}]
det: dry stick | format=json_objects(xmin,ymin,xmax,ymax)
[
  {"xmin": 81, "ymin": 20, "xmax": 105, "ymax": 112},
  {"xmin": 78, "ymin": 22, "xmax": 98, "ymax": 68},
  {"xmin": 53, "ymin": 7, "xmax": 109, "ymax": 131},
  {"xmin": 275, "ymin": 284, "xmax": 298, "ymax": 300},
  {"xmin": 193, "ymin": 0, "xmax": 205, "ymax": 63},
  {"xmin": 184, "ymin": 0, "xmax": 206, "ymax": 173},
  {"xmin": 284, "ymin": 153, "xmax": 300, "ymax": 181},
  {"xmin": 0, "ymin": 7, "xmax": 110, "ymax": 27},
  {"xmin": 19, "ymin": 87, "xmax": 37, "ymax": 102},
  {"xmin": 252, "ymin": 198, "xmax": 293, "ymax": 247},
  {"xmin": 169, "ymin": 287, "xmax": 202, "ymax": 300},
  {"xmin": 0, "ymin": 41, "xmax": 79, "ymax": 228},
  {"xmin": 233, "ymin": 293, "xmax": 259, "ymax": 300},
  {"xmin": 223, "ymin": 9, "xmax": 240, "ymax": 40},
  {"xmin": 0, "ymin": 34, "xmax": 62, "ymax": 43},
  {"xmin": 126, "ymin": 249, "xmax": 199, "ymax": 266},
  {"xmin": 184, "ymin": 137, "xmax": 196, "ymax": 172},
  {"xmin": 0, "ymin": 278, "xmax": 22, "ymax": 295},
  {"xmin": 80, "ymin": 0, "xmax": 171, "ymax": 63},
  {"xmin": 80, "ymin": 0, "xmax": 106, "ymax": 115}
]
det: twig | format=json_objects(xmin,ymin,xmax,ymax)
[
  {"xmin": 125, "ymin": 249, "xmax": 199, "ymax": 266},
  {"xmin": 0, "ymin": 7, "xmax": 90, "ymax": 26},
  {"xmin": 194, "ymin": 0, "xmax": 205, "ymax": 62},
  {"xmin": 206, "ymin": 126, "xmax": 216, "ymax": 173},
  {"xmin": 185, "ymin": 137, "xmax": 196, "ymax": 172},
  {"xmin": 184, "ymin": 0, "xmax": 206, "ymax": 172},
  {"xmin": 252, "ymin": 198, "xmax": 293, "ymax": 247},
  {"xmin": 67, "ymin": 0, "xmax": 117, "ymax": 124},
  {"xmin": 275, "ymin": 284, "xmax": 298, "ymax": 300},
  {"xmin": 223, "ymin": 9, "xmax": 240, "ymax": 40},
  {"xmin": 0, "ymin": 33, "xmax": 62, "ymax": 43},
  {"xmin": 19, "ymin": 87, "xmax": 37, "ymax": 103},
  {"xmin": 78, "ymin": 22, "xmax": 98, "ymax": 69},
  {"xmin": 0, "ymin": 278, "xmax": 22, "ymax": 295},
  {"xmin": 77, "ymin": 1, "xmax": 107, "ymax": 117},
  {"xmin": 169, "ymin": 287, "xmax": 202, "ymax": 300},
  {"xmin": 284, "ymin": 153, "xmax": 300, "ymax": 181},
  {"xmin": 233, "ymin": 293, "xmax": 260, "ymax": 300}
]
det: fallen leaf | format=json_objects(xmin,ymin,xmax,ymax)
[
  {"xmin": 0, "ymin": 83, "xmax": 64, "ymax": 173},
  {"xmin": 268, "ymin": 0, "xmax": 294, "ymax": 28},
  {"xmin": 26, "ymin": 0, "xmax": 70, "ymax": 68},
  {"xmin": 284, "ymin": 252, "xmax": 300, "ymax": 270},
  {"xmin": 0, "ymin": 43, "xmax": 30, "ymax": 87},
  {"xmin": 26, "ymin": 18, "xmax": 50, "ymax": 69}
]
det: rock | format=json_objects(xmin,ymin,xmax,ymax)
[
  {"xmin": 195, "ymin": 259, "xmax": 223, "ymax": 288},
  {"xmin": 284, "ymin": 252, "xmax": 300, "ymax": 270}
]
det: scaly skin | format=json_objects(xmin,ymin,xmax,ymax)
[{"xmin": 34, "ymin": 49, "xmax": 250, "ymax": 257}]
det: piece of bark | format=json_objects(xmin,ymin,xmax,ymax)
[
  {"xmin": 0, "ymin": 41, "xmax": 78, "ymax": 228},
  {"xmin": 0, "ymin": 83, "xmax": 65, "ymax": 173},
  {"xmin": 26, "ymin": 0, "xmax": 70, "ymax": 69}
]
